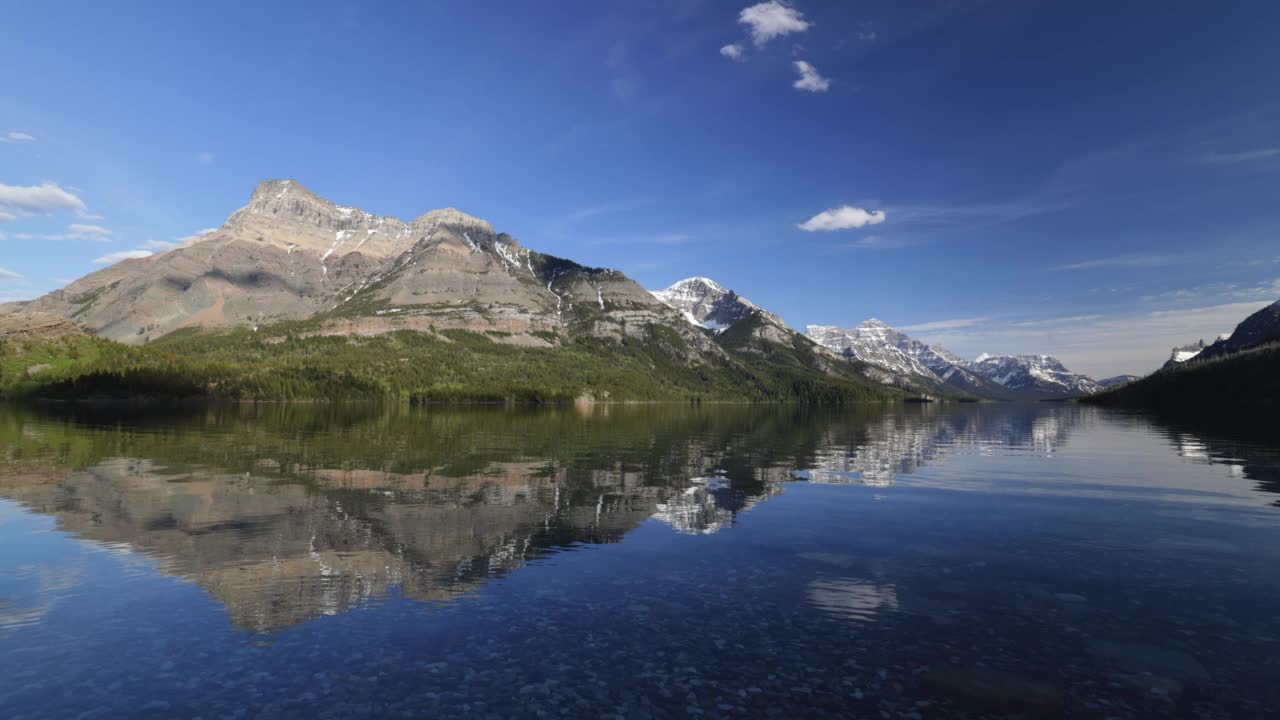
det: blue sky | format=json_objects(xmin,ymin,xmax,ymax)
[{"xmin": 2, "ymin": 0, "xmax": 1278, "ymax": 377}]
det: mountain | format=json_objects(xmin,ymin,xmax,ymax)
[
  {"xmin": 803, "ymin": 320, "xmax": 1091, "ymax": 399},
  {"xmin": 1097, "ymin": 375, "xmax": 1140, "ymax": 389},
  {"xmin": 0, "ymin": 180, "xmax": 896, "ymax": 404},
  {"xmin": 12, "ymin": 179, "xmax": 703, "ymax": 349},
  {"xmin": 1163, "ymin": 340, "xmax": 1208, "ymax": 369},
  {"xmin": 967, "ymin": 354, "xmax": 1102, "ymax": 397},
  {"xmin": 650, "ymin": 277, "xmax": 784, "ymax": 331},
  {"xmin": 1196, "ymin": 299, "xmax": 1280, "ymax": 361},
  {"xmin": 1088, "ymin": 298, "xmax": 1280, "ymax": 418}
]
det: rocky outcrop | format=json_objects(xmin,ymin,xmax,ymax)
[{"xmin": 0, "ymin": 312, "xmax": 85, "ymax": 339}]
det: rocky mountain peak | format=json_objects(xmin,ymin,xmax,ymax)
[
  {"xmin": 651, "ymin": 277, "xmax": 783, "ymax": 332},
  {"xmin": 410, "ymin": 207, "xmax": 494, "ymax": 234}
]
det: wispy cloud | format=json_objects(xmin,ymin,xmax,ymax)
[
  {"xmin": 739, "ymin": 2, "xmax": 810, "ymax": 47},
  {"xmin": 587, "ymin": 231, "xmax": 695, "ymax": 247},
  {"xmin": 172, "ymin": 227, "xmax": 217, "ymax": 247},
  {"xmin": 842, "ymin": 235, "xmax": 907, "ymax": 250},
  {"xmin": 0, "ymin": 132, "xmax": 35, "ymax": 143},
  {"xmin": 0, "ymin": 182, "xmax": 86, "ymax": 221},
  {"xmin": 904, "ymin": 301, "xmax": 1274, "ymax": 378},
  {"xmin": 1055, "ymin": 254, "xmax": 1184, "ymax": 271},
  {"xmin": 799, "ymin": 206, "xmax": 886, "ymax": 232},
  {"xmin": 891, "ymin": 199, "xmax": 1072, "ymax": 226},
  {"xmin": 1140, "ymin": 277, "xmax": 1280, "ymax": 304},
  {"xmin": 92, "ymin": 250, "xmax": 152, "ymax": 266},
  {"xmin": 900, "ymin": 317, "xmax": 989, "ymax": 332},
  {"xmin": 792, "ymin": 61, "xmax": 830, "ymax": 92},
  {"xmin": 67, "ymin": 223, "xmax": 112, "ymax": 241},
  {"xmin": 0, "ymin": 266, "xmax": 21, "ymax": 280},
  {"xmin": 1201, "ymin": 147, "xmax": 1280, "ymax": 166}
]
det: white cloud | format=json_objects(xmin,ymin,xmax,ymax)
[
  {"xmin": 799, "ymin": 205, "xmax": 886, "ymax": 231},
  {"xmin": 1201, "ymin": 147, "xmax": 1280, "ymax": 165},
  {"xmin": 92, "ymin": 250, "xmax": 152, "ymax": 266},
  {"xmin": 0, "ymin": 182, "xmax": 87, "ymax": 221},
  {"xmin": 67, "ymin": 223, "xmax": 112, "ymax": 241},
  {"xmin": 1055, "ymin": 254, "xmax": 1183, "ymax": 271},
  {"xmin": 0, "ymin": 132, "xmax": 35, "ymax": 143},
  {"xmin": 198, "ymin": 151, "xmax": 215, "ymax": 165},
  {"xmin": 739, "ymin": 2, "xmax": 810, "ymax": 47},
  {"xmin": 0, "ymin": 266, "xmax": 21, "ymax": 280},
  {"xmin": 792, "ymin": 60, "xmax": 830, "ymax": 92},
  {"xmin": 720, "ymin": 43, "xmax": 745, "ymax": 61}
]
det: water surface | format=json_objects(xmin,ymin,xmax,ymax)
[{"xmin": 1, "ymin": 403, "xmax": 1278, "ymax": 719}]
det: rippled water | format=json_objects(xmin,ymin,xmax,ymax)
[{"xmin": 1, "ymin": 402, "xmax": 1278, "ymax": 719}]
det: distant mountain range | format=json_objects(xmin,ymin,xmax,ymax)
[{"xmin": 648, "ymin": 280, "xmax": 1100, "ymax": 400}]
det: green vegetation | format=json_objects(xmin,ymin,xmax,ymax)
[
  {"xmin": 1, "ymin": 319, "xmax": 900, "ymax": 404},
  {"xmin": 1085, "ymin": 342, "xmax": 1280, "ymax": 419}
]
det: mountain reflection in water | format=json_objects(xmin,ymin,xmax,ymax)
[
  {"xmin": 2, "ymin": 403, "xmax": 1277, "ymax": 635},
  {"xmin": 3, "ymin": 402, "xmax": 1280, "ymax": 718}
]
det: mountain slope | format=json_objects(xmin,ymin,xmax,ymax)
[{"xmin": 1196, "ymin": 299, "xmax": 1280, "ymax": 361}]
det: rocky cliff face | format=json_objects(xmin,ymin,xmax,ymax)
[{"xmin": 16, "ymin": 180, "xmax": 711, "ymax": 352}]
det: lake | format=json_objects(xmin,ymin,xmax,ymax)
[{"xmin": 1, "ymin": 402, "xmax": 1278, "ymax": 719}]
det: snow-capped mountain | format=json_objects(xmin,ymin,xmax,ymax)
[
  {"xmin": 968, "ymin": 354, "xmax": 1102, "ymax": 397},
  {"xmin": 1097, "ymin": 375, "xmax": 1140, "ymax": 389},
  {"xmin": 806, "ymin": 320, "xmax": 1012, "ymax": 398},
  {"xmin": 1163, "ymin": 339, "xmax": 1208, "ymax": 369},
  {"xmin": 650, "ymin": 277, "xmax": 784, "ymax": 332},
  {"xmin": 806, "ymin": 320, "xmax": 1101, "ymax": 399}
]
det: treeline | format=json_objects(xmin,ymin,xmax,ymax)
[
  {"xmin": 1, "ymin": 321, "xmax": 898, "ymax": 404},
  {"xmin": 1085, "ymin": 341, "xmax": 1280, "ymax": 421}
]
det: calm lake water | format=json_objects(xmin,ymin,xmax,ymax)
[{"xmin": 1, "ymin": 402, "xmax": 1278, "ymax": 719}]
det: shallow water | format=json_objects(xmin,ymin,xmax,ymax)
[{"xmin": 1, "ymin": 402, "xmax": 1278, "ymax": 719}]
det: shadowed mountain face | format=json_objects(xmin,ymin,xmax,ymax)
[
  {"xmin": 11, "ymin": 180, "xmax": 709, "ymax": 351},
  {"xmin": 1196, "ymin": 298, "xmax": 1280, "ymax": 361},
  {"xmin": 0, "ymin": 402, "xmax": 1106, "ymax": 632}
]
